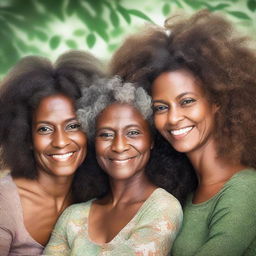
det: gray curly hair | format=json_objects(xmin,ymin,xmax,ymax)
[{"xmin": 76, "ymin": 76, "xmax": 153, "ymax": 140}]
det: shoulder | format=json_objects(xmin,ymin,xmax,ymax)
[
  {"xmin": 0, "ymin": 175, "xmax": 17, "ymax": 202},
  {"xmin": 223, "ymin": 169, "xmax": 256, "ymax": 195},
  {"xmin": 58, "ymin": 199, "xmax": 94, "ymax": 222},
  {"xmin": 146, "ymin": 188, "xmax": 183, "ymax": 220},
  {"xmin": 213, "ymin": 169, "xmax": 256, "ymax": 212},
  {"xmin": 151, "ymin": 188, "xmax": 182, "ymax": 210},
  {"xmin": 0, "ymin": 175, "xmax": 18, "ymax": 231}
]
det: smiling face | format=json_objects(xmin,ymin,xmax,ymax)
[
  {"xmin": 95, "ymin": 103, "xmax": 153, "ymax": 181},
  {"xmin": 32, "ymin": 94, "xmax": 87, "ymax": 178},
  {"xmin": 152, "ymin": 70, "xmax": 217, "ymax": 156}
]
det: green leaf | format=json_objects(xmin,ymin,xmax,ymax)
[
  {"xmin": 66, "ymin": 39, "xmax": 78, "ymax": 49},
  {"xmin": 73, "ymin": 29, "xmax": 86, "ymax": 37},
  {"xmin": 174, "ymin": 0, "xmax": 183, "ymax": 8},
  {"xmin": 86, "ymin": 33, "xmax": 96, "ymax": 48},
  {"xmin": 162, "ymin": 3, "xmax": 171, "ymax": 16},
  {"xmin": 108, "ymin": 43, "xmax": 119, "ymax": 52},
  {"xmin": 35, "ymin": 30, "xmax": 48, "ymax": 42},
  {"xmin": 66, "ymin": 0, "xmax": 77, "ymax": 16},
  {"xmin": 110, "ymin": 27, "xmax": 124, "ymax": 37},
  {"xmin": 247, "ymin": 0, "xmax": 256, "ymax": 11},
  {"xmin": 94, "ymin": 18, "xmax": 109, "ymax": 42},
  {"xmin": 49, "ymin": 35, "xmax": 61, "ymax": 50},
  {"xmin": 110, "ymin": 9, "xmax": 120, "ymax": 27},
  {"xmin": 117, "ymin": 5, "xmax": 131, "ymax": 24},
  {"xmin": 128, "ymin": 9, "xmax": 153, "ymax": 23},
  {"xmin": 183, "ymin": 0, "xmax": 205, "ymax": 9},
  {"xmin": 86, "ymin": 0, "xmax": 103, "ymax": 15},
  {"xmin": 36, "ymin": 0, "xmax": 66, "ymax": 21},
  {"xmin": 228, "ymin": 11, "xmax": 251, "ymax": 20},
  {"xmin": 205, "ymin": 3, "xmax": 229, "ymax": 11}
]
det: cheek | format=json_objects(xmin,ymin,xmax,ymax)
[
  {"xmin": 32, "ymin": 135, "xmax": 50, "ymax": 153},
  {"xmin": 133, "ymin": 139, "xmax": 152, "ymax": 153},
  {"xmin": 153, "ymin": 115, "xmax": 166, "ymax": 130},
  {"xmin": 70, "ymin": 132, "xmax": 87, "ymax": 148},
  {"xmin": 95, "ymin": 141, "xmax": 108, "ymax": 156}
]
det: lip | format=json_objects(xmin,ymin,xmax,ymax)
[
  {"xmin": 47, "ymin": 151, "xmax": 76, "ymax": 162},
  {"xmin": 109, "ymin": 156, "xmax": 138, "ymax": 164},
  {"xmin": 168, "ymin": 126, "xmax": 194, "ymax": 139}
]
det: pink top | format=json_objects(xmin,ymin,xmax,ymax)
[{"xmin": 0, "ymin": 174, "xmax": 44, "ymax": 255}]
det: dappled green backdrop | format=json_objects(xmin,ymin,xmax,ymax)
[{"xmin": 0, "ymin": 0, "xmax": 255, "ymax": 79}]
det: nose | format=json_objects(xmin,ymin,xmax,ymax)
[
  {"xmin": 111, "ymin": 134, "xmax": 129, "ymax": 153},
  {"xmin": 167, "ymin": 107, "xmax": 184, "ymax": 125},
  {"xmin": 51, "ymin": 129, "xmax": 71, "ymax": 148}
]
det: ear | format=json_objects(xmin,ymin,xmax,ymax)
[
  {"xmin": 212, "ymin": 103, "xmax": 220, "ymax": 114},
  {"xmin": 150, "ymin": 140, "xmax": 154, "ymax": 150}
]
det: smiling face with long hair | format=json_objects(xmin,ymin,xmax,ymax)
[
  {"xmin": 32, "ymin": 94, "xmax": 87, "ymax": 178},
  {"xmin": 152, "ymin": 70, "xmax": 218, "ymax": 156}
]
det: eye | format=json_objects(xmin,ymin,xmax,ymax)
[
  {"xmin": 153, "ymin": 104, "xmax": 168, "ymax": 113},
  {"xmin": 180, "ymin": 98, "xmax": 196, "ymax": 106},
  {"xmin": 98, "ymin": 132, "xmax": 114, "ymax": 139},
  {"xmin": 66, "ymin": 122, "xmax": 81, "ymax": 131},
  {"xmin": 127, "ymin": 130, "xmax": 141, "ymax": 137},
  {"xmin": 37, "ymin": 126, "xmax": 53, "ymax": 134}
]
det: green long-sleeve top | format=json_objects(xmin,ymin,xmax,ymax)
[{"xmin": 172, "ymin": 169, "xmax": 256, "ymax": 256}]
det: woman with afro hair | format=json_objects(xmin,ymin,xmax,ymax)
[
  {"xmin": 0, "ymin": 50, "xmax": 104, "ymax": 255},
  {"xmin": 110, "ymin": 10, "xmax": 256, "ymax": 256}
]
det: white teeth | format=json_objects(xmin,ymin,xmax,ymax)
[
  {"xmin": 112, "ymin": 159, "xmax": 129, "ymax": 163},
  {"xmin": 51, "ymin": 152, "xmax": 73, "ymax": 160},
  {"xmin": 170, "ymin": 126, "xmax": 193, "ymax": 136}
]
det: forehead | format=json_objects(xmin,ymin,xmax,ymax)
[
  {"xmin": 152, "ymin": 70, "xmax": 204, "ymax": 97},
  {"xmin": 33, "ymin": 94, "xmax": 75, "ymax": 120},
  {"xmin": 96, "ymin": 103, "xmax": 149, "ymax": 130}
]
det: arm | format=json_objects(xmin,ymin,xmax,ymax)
[
  {"xmin": 194, "ymin": 177, "xmax": 256, "ymax": 256},
  {"xmin": 0, "ymin": 201, "xmax": 14, "ymax": 256},
  {"xmin": 43, "ymin": 207, "xmax": 72, "ymax": 256},
  {"xmin": 0, "ymin": 227, "xmax": 12, "ymax": 256}
]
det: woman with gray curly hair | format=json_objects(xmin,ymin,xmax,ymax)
[{"xmin": 44, "ymin": 77, "xmax": 183, "ymax": 256}]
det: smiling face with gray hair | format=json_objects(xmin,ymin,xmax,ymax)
[{"xmin": 76, "ymin": 76, "xmax": 153, "ymax": 141}]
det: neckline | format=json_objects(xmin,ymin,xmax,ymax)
[
  {"xmin": 189, "ymin": 168, "xmax": 254, "ymax": 207},
  {"xmin": 86, "ymin": 187, "xmax": 162, "ymax": 246},
  {"xmin": 10, "ymin": 175, "xmax": 44, "ymax": 248}
]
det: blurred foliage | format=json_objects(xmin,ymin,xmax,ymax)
[{"xmin": 0, "ymin": 0, "xmax": 255, "ymax": 78}]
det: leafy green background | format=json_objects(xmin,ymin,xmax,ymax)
[{"xmin": 0, "ymin": 0, "xmax": 255, "ymax": 79}]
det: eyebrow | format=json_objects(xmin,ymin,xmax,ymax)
[
  {"xmin": 34, "ymin": 117, "xmax": 78, "ymax": 125},
  {"xmin": 153, "ymin": 92, "xmax": 196, "ymax": 104},
  {"xmin": 96, "ymin": 124, "xmax": 143, "ymax": 131}
]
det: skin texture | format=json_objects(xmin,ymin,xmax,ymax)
[
  {"xmin": 32, "ymin": 94, "xmax": 87, "ymax": 178},
  {"xmin": 152, "ymin": 70, "xmax": 246, "ymax": 203},
  {"xmin": 13, "ymin": 94, "xmax": 87, "ymax": 245},
  {"xmin": 88, "ymin": 103, "xmax": 156, "ymax": 244},
  {"xmin": 152, "ymin": 70, "xmax": 217, "ymax": 156}
]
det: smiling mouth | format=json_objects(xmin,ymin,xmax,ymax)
[
  {"xmin": 49, "ymin": 152, "xmax": 75, "ymax": 161},
  {"xmin": 110, "ymin": 156, "xmax": 138, "ymax": 164},
  {"xmin": 169, "ymin": 126, "xmax": 194, "ymax": 136}
]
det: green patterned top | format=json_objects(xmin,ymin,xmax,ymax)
[
  {"xmin": 44, "ymin": 188, "xmax": 182, "ymax": 256},
  {"xmin": 172, "ymin": 169, "xmax": 256, "ymax": 256}
]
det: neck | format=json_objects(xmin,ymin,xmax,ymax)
[
  {"xmin": 36, "ymin": 171, "xmax": 73, "ymax": 200},
  {"xmin": 107, "ymin": 171, "xmax": 156, "ymax": 206},
  {"xmin": 187, "ymin": 139, "xmax": 246, "ymax": 186}
]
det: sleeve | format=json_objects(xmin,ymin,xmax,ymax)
[
  {"xmin": 0, "ymin": 209, "xmax": 13, "ymax": 256},
  {"xmin": 104, "ymin": 196, "xmax": 183, "ymax": 256},
  {"xmin": 194, "ymin": 178, "xmax": 256, "ymax": 256},
  {"xmin": 43, "ymin": 207, "xmax": 73, "ymax": 256}
]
